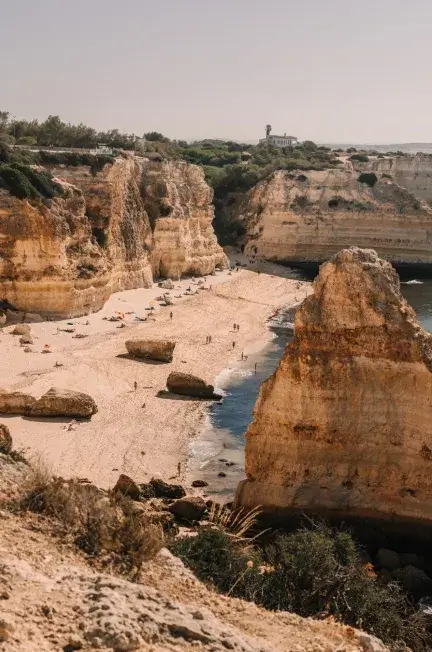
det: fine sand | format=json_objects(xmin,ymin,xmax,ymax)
[{"xmin": 1, "ymin": 265, "xmax": 310, "ymax": 487}]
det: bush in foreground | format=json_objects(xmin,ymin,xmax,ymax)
[
  {"xmin": 19, "ymin": 468, "xmax": 163, "ymax": 575},
  {"xmin": 171, "ymin": 522, "xmax": 430, "ymax": 651}
]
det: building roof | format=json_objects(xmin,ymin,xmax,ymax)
[{"xmin": 270, "ymin": 134, "xmax": 298, "ymax": 140}]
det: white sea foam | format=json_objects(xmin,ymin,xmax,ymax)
[{"xmin": 402, "ymin": 279, "xmax": 423, "ymax": 285}]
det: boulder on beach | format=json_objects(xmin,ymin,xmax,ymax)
[
  {"xmin": 0, "ymin": 389, "xmax": 36, "ymax": 415},
  {"xmin": 0, "ymin": 424, "xmax": 12, "ymax": 455},
  {"xmin": 114, "ymin": 474, "xmax": 141, "ymax": 500},
  {"xmin": 125, "ymin": 339, "xmax": 175, "ymax": 363},
  {"xmin": 158, "ymin": 278, "xmax": 175, "ymax": 290},
  {"xmin": 7, "ymin": 310, "xmax": 43, "ymax": 324},
  {"xmin": 166, "ymin": 371, "xmax": 222, "ymax": 399},
  {"xmin": 149, "ymin": 478, "xmax": 185, "ymax": 499},
  {"xmin": 169, "ymin": 496, "xmax": 207, "ymax": 522},
  {"xmin": 12, "ymin": 324, "xmax": 31, "ymax": 336},
  {"xmin": 192, "ymin": 479, "xmax": 209, "ymax": 488},
  {"xmin": 30, "ymin": 387, "xmax": 98, "ymax": 418},
  {"xmin": 19, "ymin": 335, "xmax": 33, "ymax": 345}
]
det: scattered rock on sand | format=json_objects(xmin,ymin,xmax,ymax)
[
  {"xmin": 149, "ymin": 478, "xmax": 185, "ymax": 499},
  {"xmin": 375, "ymin": 548, "xmax": 401, "ymax": 572},
  {"xmin": 158, "ymin": 278, "xmax": 175, "ymax": 290},
  {"xmin": 166, "ymin": 371, "xmax": 222, "ymax": 399},
  {"xmin": 30, "ymin": 388, "xmax": 98, "ymax": 418},
  {"xmin": 0, "ymin": 424, "xmax": 12, "ymax": 455},
  {"xmin": 6, "ymin": 310, "xmax": 42, "ymax": 324},
  {"xmin": 391, "ymin": 566, "xmax": 432, "ymax": 600},
  {"xmin": 19, "ymin": 335, "xmax": 33, "ymax": 345},
  {"xmin": 125, "ymin": 339, "xmax": 175, "ymax": 363},
  {"xmin": 192, "ymin": 479, "xmax": 209, "ymax": 488},
  {"xmin": 0, "ymin": 390, "xmax": 36, "ymax": 415},
  {"xmin": 169, "ymin": 496, "xmax": 207, "ymax": 521},
  {"xmin": 114, "ymin": 474, "xmax": 141, "ymax": 500},
  {"xmin": 11, "ymin": 324, "xmax": 31, "ymax": 336}
]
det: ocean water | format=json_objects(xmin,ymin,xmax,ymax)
[{"xmin": 187, "ymin": 276, "xmax": 432, "ymax": 498}]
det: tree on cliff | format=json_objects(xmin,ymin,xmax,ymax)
[{"xmin": 144, "ymin": 132, "xmax": 167, "ymax": 142}]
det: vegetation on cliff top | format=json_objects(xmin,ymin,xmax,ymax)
[{"xmin": 0, "ymin": 163, "xmax": 63, "ymax": 201}]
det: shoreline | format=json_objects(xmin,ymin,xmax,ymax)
[
  {"xmin": 186, "ymin": 307, "xmax": 297, "ymax": 499},
  {"xmin": 2, "ymin": 263, "xmax": 310, "ymax": 488}
]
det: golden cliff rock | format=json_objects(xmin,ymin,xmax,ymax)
[
  {"xmin": 142, "ymin": 160, "xmax": 228, "ymax": 278},
  {"xmin": 236, "ymin": 247, "xmax": 432, "ymax": 533},
  {"xmin": 0, "ymin": 156, "xmax": 227, "ymax": 317},
  {"xmin": 234, "ymin": 168, "xmax": 432, "ymax": 265}
]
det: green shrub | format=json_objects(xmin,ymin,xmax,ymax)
[
  {"xmin": 171, "ymin": 528, "xmax": 263, "ymax": 601},
  {"xmin": 0, "ymin": 163, "xmax": 63, "ymax": 200},
  {"xmin": 11, "ymin": 164, "xmax": 62, "ymax": 198},
  {"xmin": 358, "ymin": 172, "xmax": 378, "ymax": 187},
  {"xmin": 0, "ymin": 165, "xmax": 38, "ymax": 199},
  {"xmin": 38, "ymin": 151, "xmax": 114, "ymax": 175},
  {"xmin": 171, "ymin": 523, "xmax": 429, "ymax": 650},
  {"xmin": 350, "ymin": 154, "xmax": 370, "ymax": 163}
]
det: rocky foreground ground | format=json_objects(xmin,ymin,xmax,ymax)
[{"xmin": 0, "ymin": 454, "xmax": 386, "ymax": 652}]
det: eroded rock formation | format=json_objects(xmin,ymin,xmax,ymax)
[
  {"xmin": 360, "ymin": 154, "xmax": 432, "ymax": 205},
  {"xmin": 142, "ymin": 160, "xmax": 228, "ymax": 278},
  {"xmin": 30, "ymin": 387, "xmax": 98, "ymax": 418},
  {"xmin": 125, "ymin": 338, "xmax": 175, "ymax": 362},
  {"xmin": 166, "ymin": 371, "xmax": 221, "ymax": 399},
  {"xmin": 0, "ymin": 157, "xmax": 227, "ymax": 317},
  {"xmin": 0, "ymin": 156, "xmax": 152, "ymax": 317},
  {"xmin": 0, "ymin": 387, "xmax": 97, "ymax": 418},
  {"xmin": 234, "ymin": 168, "xmax": 432, "ymax": 265},
  {"xmin": 236, "ymin": 247, "xmax": 432, "ymax": 534}
]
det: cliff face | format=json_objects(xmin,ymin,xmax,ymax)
[
  {"xmin": 236, "ymin": 247, "xmax": 432, "ymax": 531},
  {"xmin": 0, "ymin": 157, "xmax": 227, "ymax": 317},
  {"xmin": 0, "ymin": 157, "xmax": 153, "ymax": 317},
  {"xmin": 361, "ymin": 154, "xmax": 432, "ymax": 204},
  {"xmin": 142, "ymin": 160, "xmax": 228, "ymax": 278},
  {"xmin": 235, "ymin": 168, "xmax": 432, "ymax": 265}
]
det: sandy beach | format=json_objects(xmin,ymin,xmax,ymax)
[{"xmin": 1, "ymin": 263, "xmax": 310, "ymax": 487}]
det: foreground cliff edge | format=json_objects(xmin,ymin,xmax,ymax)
[
  {"xmin": 0, "ymin": 156, "xmax": 227, "ymax": 318},
  {"xmin": 236, "ymin": 247, "xmax": 432, "ymax": 539}
]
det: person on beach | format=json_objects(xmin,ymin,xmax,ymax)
[
  {"xmin": 254, "ymin": 362, "xmax": 257, "ymax": 374},
  {"xmin": 134, "ymin": 381, "xmax": 138, "ymax": 391},
  {"xmin": 170, "ymin": 311, "xmax": 173, "ymax": 320},
  {"xmin": 177, "ymin": 461, "xmax": 181, "ymax": 477},
  {"xmin": 232, "ymin": 341, "xmax": 236, "ymax": 349},
  {"xmin": 209, "ymin": 335, "xmax": 212, "ymax": 343},
  {"xmin": 241, "ymin": 351, "xmax": 244, "ymax": 360}
]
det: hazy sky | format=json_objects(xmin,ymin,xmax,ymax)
[{"xmin": 2, "ymin": 0, "xmax": 431, "ymax": 143}]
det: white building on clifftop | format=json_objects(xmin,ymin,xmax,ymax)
[{"xmin": 259, "ymin": 125, "xmax": 298, "ymax": 148}]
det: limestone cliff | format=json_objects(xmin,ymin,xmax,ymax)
[
  {"xmin": 234, "ymin": 168, "xmax": 432, "ymax": 265},
  {"xmin": 0, "ymin": 157, "xmax": 152, "ymax": 317},
  {"xmin": 141, "ymin": 160, "xmax": 228, "ymax": 278},
  {"xmin": 360, "ymin": 154, "xmax": 432, "ymax": 204},
  {"xmin": 0, "ymin": 156, "xmax": 227, "ymax": 317},
  {"xmin": 236, "ymin": 247, "xmax": 432, "ymax": 533}
]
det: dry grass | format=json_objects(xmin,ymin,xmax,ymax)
[
  {"xmin": 208, "ymin": 503, "xmax": 263, "ymax": 539},
  {"xmin": 18, "ymin": 461, "xmax": 163, "ymax": 575}
]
